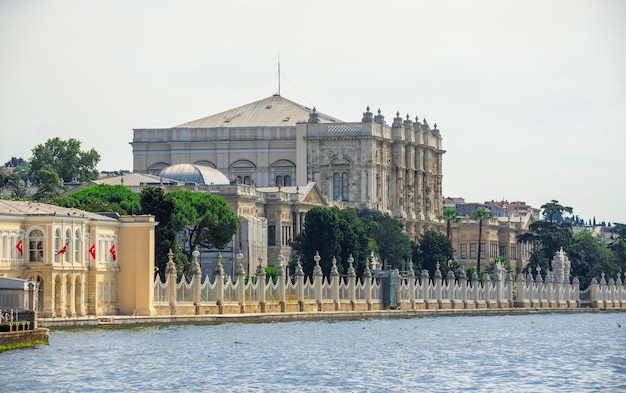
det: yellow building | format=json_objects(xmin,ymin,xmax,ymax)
[{"xmin": 0, "ymin": 200, "xmax": 157, "ymax": 317}]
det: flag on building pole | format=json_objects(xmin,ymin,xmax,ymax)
[
  {"xmin": 57, "ymin": 241, "xmax": 69, "ymax": 255},
  {"xmin": 109, "ymin": 244, "xmax": 116, "ymax": 261},
  {"xmin": 89, "ymin": 244, "xmax": 96, "ymax": 259},
  {"xmin": 15, "ymin": 239, "xmax": 23, "ymax": 256}
]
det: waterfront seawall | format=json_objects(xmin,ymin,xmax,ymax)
[{"xmin": 38, "ymin": 307, "xmax": 620, "ymax": 330}]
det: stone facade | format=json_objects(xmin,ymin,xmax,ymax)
[{"xmin": 130, "ymin": 95, "xmax": 444, "ymax": 241}]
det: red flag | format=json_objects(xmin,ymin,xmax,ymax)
[
  {"xmin": 109, "ymin": 244, "xmax": 116, "ymax": 261},
  {"xmin": 89, "ymin": 244, "xmax": 96, "ymax": 259},
  {"xmin": 57, "ymin": 241, "xmax": 69, "ymax": 255},
  {"xmin": 15, "ymin": 239, "xmax": 23, "ymax": 256}
]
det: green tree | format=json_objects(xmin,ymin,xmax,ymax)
[
  {"xmin": 357, "ymin": 208, "xmax": 411, "ymax": 269},
  {"xmin": 4, "ymin": 157, "xmax": 25, "ymax": 168},
  {"xmin": 541, "ymin": 200, "xmax": 573, "ymax": 223},
  {"xmin": 335, "ymin": 207, "xmax": 372, "ymax": 276},
  {"xmin": 140, "ymin": 187, "xmax": 181, "ymax": 280},
  {"xmin": 438, "ymin": 207, "xmax": 461, "ymax": 241},
  {"xmin": 413, "ymin": 229, "xmax": 456, "ymax": 277},
  {"xmin": 29, "ymin": 137, "xmax": 100, "ymax": 183},
  {"xmin": 292, "ymin": 207, "xmax": 342, "ymax": 278},
  {"xmin": 55, "ymin": 184, "xmax": 141, "ymax": 215},
  {"xmin": 470, "ymin": 208, "xmax": 492, "ymax": 273},
  {"xmin": 517, "ymin": 220, "xmax": 573, "ymax": 277},
  {"xmin": 32, "ymin": 169, "xmax": 62, "ymax": 200},
  {"xmin": 168, "ymin": 189, "xmax": 239, "ymax": 258},
  {"xmin": 568, "ymin": 231, "xmax": 617, "ymax": 289}
]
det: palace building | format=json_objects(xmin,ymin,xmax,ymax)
[{"xmin": 130, "ymin": 94, "xmax": 445, "ymax": 243}]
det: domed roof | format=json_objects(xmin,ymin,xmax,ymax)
[{"xmin": 157, "ymin": 164, "xmax": 230, "ymax": 185}]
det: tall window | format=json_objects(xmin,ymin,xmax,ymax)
[
  {"xmin": 275, "ymin": 176, "xmax": 283, "ymax": 187},
  {"xmin": 28, "ymin": 229, "xmax": 45, "ymax": 263},
  {"xmin": 268, "ymin": 225, "xmax": 276, "ymax": 246},
  {"xmin": 470, "ymin": 243, "xmax": 477, "ymax": 259},
  {"xmin": 54, "ymin": 228, "xmax": 62, "ymax": 263},
  {"xmin": 333, "ymin": 172, "xmax": 349, "ymax": 201},
  {"xmin": 75, "ymin": 229, "xmax": 82, "ymax": 264},
  {"xmin": 65, "ymin": 229, "xmax": 72, "ymax": 262},
  {"xmin": 460, "ymin": 244, "xmax": 467, "ymax": 259},
  {"xmin": 283, "ymin": 175, "xmax": 291, "ymax": 186}
]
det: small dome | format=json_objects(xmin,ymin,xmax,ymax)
[{"xmin": 158, "ymin": 164, "xmax": 230, "ymax": 185}]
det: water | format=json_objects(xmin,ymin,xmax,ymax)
[{"xmin": 1, "ymin": 312, "xmax": 625, "ymax": 392}]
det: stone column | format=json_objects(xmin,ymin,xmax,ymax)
[
  {"xmin": 471, "ymin": 271, "xmax": 479, "ymax": 309},
  {"xmin": 515, "ymin": 273, "xmax": 526, "ymax": 308},
  {"xmin": 236, "ymin": 250, "xmax": 246, "ymax": 314},
  {"xmin": 165, "ymin": 249, "xmax": 177, "ymax": 316},
  {"xmin": 483, "ymin": 273, "xmax": 492, "ymax": 308},
  {"xmin": 295, "ymin": 259, "xmax": 305, "ymax": 312},
  {"xmin": 459, "ymin": 269, "xmax": 469, "ymax": 309},
  {"xmin": 347, "ymin": 255, "xmax": 356, "ymax": 311},
  {"xmin": 277, "ymin": 256, "xmax": 286, "ymax": 313},
  {"xmin": 364, "ymin": 262, "xmax": 373, "ymax": 311},
  {"xmin": 191, "ymin": 247, "xmax": 202, "ymax": 315},
  {"xmin": 589, "ymin": 277, "xmax": 599, "ymax": 308},
  {"xmin": 330, "ymin": 257, "xmax": 340, "ymax": 311},
  {"xmin": 256, "ymin": 256, "xmax": 266, "ymax": 313},
  {"xmin": 408, "ymin": 264, "xmax": 416, "ymax": 310},
  {"xmin": 313, "ymin": 251, "xmax": 323, "ymax": 312},
  {"xmin": 535, "ymin": 269, "xmax": 544, "ymax": 308},
  {"xmin": 215, "ymin": 252, "xmax": 225, "ymax": 314},
  {"xmin": 572, "ymin": 276, "xmax": 580, "ymax": 308},
  {"xmin": 422, "ymin": 269, "xmax": 431, "ymax": 309},
  {"xmin": 505, "ymin": 272, "xmax": 513, "ymax": 308},
  {"xmin": 447, "ymin": 269, "xmax": 456, "ymax": 308},
  {"xmin": 495, "ymin": 271, "xmax": 503, "ymax": 309}
]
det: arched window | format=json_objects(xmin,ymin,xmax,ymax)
[
  {"xmin": 284, "ymin": 175, "xmax": 291, "ymax": 186},
  {"xmin": 28, "ymin": 229, "xmax": 45, "ymax": 263},
  {"xmin": 243, "ymin": 176, "xmax": 251, "ymax": 185},
  {"xmin": 54, "ymin": 228, "xmax": 62, "ymax": 263},
  {"xmin": 333, "ymin": 172, "xmax": 350, "ymax": 201},
  {"xmin": 275, "ymin": 175, "xmax": 283, "ymax": 187},
  {"xmin": 74, "ymin": 229, "xmax": 82, "ymax": 264},
  {"xmin": 236, "ymin": 176, "xmax": 242, "ymax": 185}
]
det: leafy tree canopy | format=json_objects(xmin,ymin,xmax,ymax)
[
  {"xmin": 29, "ymin": 137, "xmax": 100, "ymax": 183},
  {"xmin": 413, "ymin": 229, "xmax": 456, "ymax": 278},
  {"xmin": 541, "ymin": 200, "xmax": 573, "ymax": 223},
  {"xmin": 292, "ymin": 206, "xmax": 342, "ymax": 278},
  {"xmin": 32, "ymin": 169, "xmax": 62, "ymax": 200},
  {"xmin": 55, "ymin": 184, "xmax": 141, "ymax": 215},
  {"xmin": 357, "ymin": 208, "xmax": 411, "ymax": 269},
  {"xmin": 568, "ymin": 231, "xmax": 618, "ymax": 289}
]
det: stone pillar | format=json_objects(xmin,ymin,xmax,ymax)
[
  {"xmin": 28, "ymin": 282, "xmax": 36, "ymax": 312},
  {"xmin": 165, "ymin": 249, "xmax": 177, "ymax": 316},
  {"xmin": 545, "ymin": 273, "xmax": 553, "ymax": 308},
  {"xmin": 572, "ymin": 276, "xmax": 580, "ymax": 308},
  {"xmin": 408, "ymin": 264, "xmax": 416, "ymax": 310},
  {"xmin": 277, "ymin": 256, "xmax": 286, "ymax": 312},
  {"xmin": 535, "ymin": 270, "xmax": 544, "ymax": 308},
  {"xmin": 434, "ymin": 264, "xmax": 443, "ymax": 309},
  {"xmin": 256, "ymin": 256, "xmax": 266, "ymax": 313},
  {"xmin": 589, "ymin": 277, "xmax": 599, "ymax": 308},
  {"xmin": 554, "ymin": 274, "xmax": 562, "ymax": 308},
  {"xmin": 191, "ymin": 247, "xmax": 202, "ymax": 315},
  {"xmin": 599, "ymin": 272, "xmax": 607, "ymax": 309},
  {"xmin": 215, "ymin": 252, "xmax": 225, "ymax": 314},
  {"xmin": 471, "ymin": 271, "xmax": 479, "ymax": 309},
  {"xmin": 295, "ymin": 259, "xmax": 305, "ymax": 312},
  {"xmin": 236, "ymin": 250, "xmax": 246, "ymax": 314},
  {"xmin": 422, "ymin": 269, "xmax": 432, "ymax": 309},
  {"xmin": 608, "ymin": 277, "xmax": 616, "ymax": 309},
  {"xmin": 69, "ymin": 277, "xmax": 76, "ymax": 317},
  {"xmin": 616, "ymin": 274, "xmax": 624, "ymax": 309},
  {"xmin": 364, "ymin": 262, "xmax": 373, "ymax": 311},
  {"xmin": 515, "ymin": 273, "xmax": 526, "ymax": 308},
  {"xmin": 347, "ymin": 255, "xmax": 356, "ymax": 311},
  {"xmin": 505, "ymin": 272, "xmax": 513, "ymax": 308},
  {"xmin": 495, "ymin": 271, "xmax": 503, "ymax": 309},
  {"xmin": 313, "ymin": 251, "xmax": 323, "ymax": 312},
  {"xmin": 330, "ymin": 257, "xmax": 340, "ymax": 311},
  {"xmin": 483, "ymin": 273, "xmax": 492, "ymax": 308},
  {"xmin": 447, "ymin": 269, "xmax": 456, "ymax": 308},
  {"xmin": 459, "ymin": 269, "xmax": 469, "ymax": 309}
]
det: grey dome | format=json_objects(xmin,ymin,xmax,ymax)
[{"xmin": 157, "ymin": 164, "xmax": 230, "ymax": 185}]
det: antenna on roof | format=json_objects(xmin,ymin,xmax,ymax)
[{"xmin": 277, "ymin": 51, "xmax": 281, "ymax": 96}]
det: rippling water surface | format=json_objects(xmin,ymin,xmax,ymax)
[{"xmin": 2, "ymin": 312, "xmax": 626, "ymax": 392}]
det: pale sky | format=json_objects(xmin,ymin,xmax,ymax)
[{"xmin": 1, "ymin": 0, "xmax": 625, "ymax": 224}]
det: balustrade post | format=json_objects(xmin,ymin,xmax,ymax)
[
  {"xmin": 495, "ymin": 271, "xmax": 503, "ymax": 309},
  {"xmin": 515, "ymin": 273, "xmax": 526, "ymax": 308},
  {"xmin": 535, "ymin": 269, "xmax": 544, "ymax": 308},
  {"xmin": 364, "ymin": 262, "xmax": 373, "ymax": 311},
  {"xmin": 608, "ymin": 277, "xmax": 616, "ymax": 308},
  {"xmin": 313, "ymin": 251, "xmax": 323, "ymax": 312},
  {"xmin": 545, "ymin": 273, "xmax": 554, "ymax": 308},
  {"xmin": 408, "ymin": 264, "xmax": 416, "ymax": 310},
  {"xmin": 422, "ymin": 269, "xmax": 431, "ymax": 309},
  {"xmin": 554, "ymin": 274, "xmax": 562, "ymax": 308},
  {"xmin": 256, "ymin": 255, "xmax": 266, "ymax": 313},
  {"xmin": 330, "ymin": 257, "xmax": 340, "ymax": 311},
  {"xmin": 447, "ymin": 269, "xmax": 456, "ymax": 306},
  {"xmin": 165, "ymin": 249, "xmax": 177, "ymax": 315},
  {"xmin": 616, "ymin": 274, "xmax": 624, "ymax": 309},
  {"xmin": 600, "ymin": 272, "xmax": 608, "ymax": 309},
  {"xmin": 459, "ymin": 269, "xmax": 468, "ymax": 309},
  {"xmin": 471, "ymin": 271, "xmax": 479, "ymax": 308},
  {"xmin": 347, "ymin": 255, "xmax": 356, "ymax": 311},
  {"xmin": 236, "ymin": 250, "xmax": 246, "ymax": 314},
  {"xmin": 572, "ymin": 276, "xmax": 580, "ymax": 308},
  {"xmin": 277, "ymin": 256, "xmax": 286, "ymax": 312},
  {"xmin": 191, "ymin": 247, "xmax": 202, "ymax": 315},
  {"xmin": 483, "ymin": 273, "xmax": 492, "ymax": 308},
  {"xmin": 295, "ymin": 259, "xmax": 305, "ymax": 312},
  {"xmin": 505, "ymin": 272, "xmax": 513, "ymax": 308},
  {"xmin": 434, "ymin": 264, "xmax": 443, "ymax": 309},
  {"xmin": 589, "ymin": 277, "xmax": 599, "ymax": 308},
  {"xmin": 215, "ymin": 252, "xmax": 225, "ymax": 314}
]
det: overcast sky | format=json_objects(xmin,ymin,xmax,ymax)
[{"xmin": 1, "ymin": 0, "xmax": 625, "ymax": 224}]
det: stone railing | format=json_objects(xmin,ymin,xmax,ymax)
[{"xmin": 152, "ymin": 252, "xmax": 614, "ymax": 316}]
